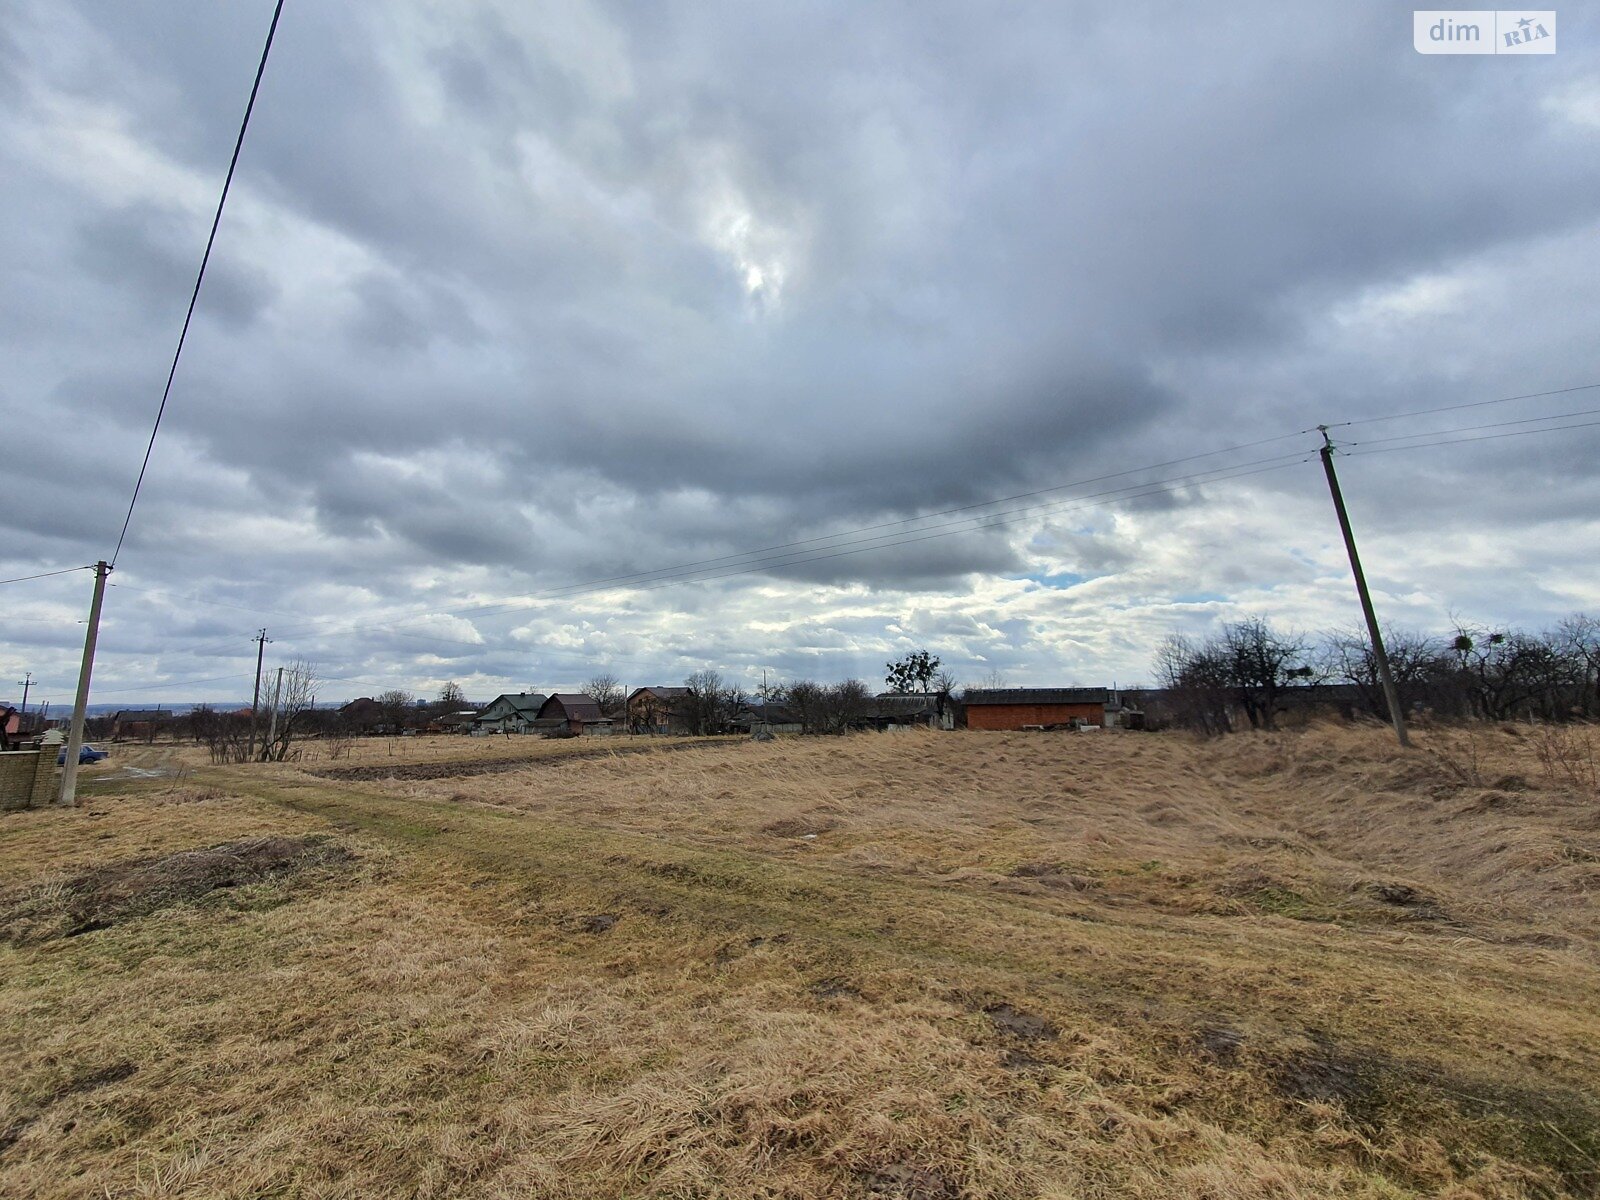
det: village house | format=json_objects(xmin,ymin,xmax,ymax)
[
  {"xmin": 626, "ymin": 686, "xmax": 693, "ymax": 734},
  {"xmin": 730, "ymin": 701, "xmax": 803, "ymax": 736},
  {"xmin": 338, "ymin": 697, "xmax": 386, "ymax": 734},
  {"xmin": 961, "ymin": 687, "xmax": 1110, "ymax": 730},
  {"xmin": 869, "ymin": 693, "xmax": 956, "ymax": 731},
  {"xmin": 426, "ymin": 710, "xmax": 479, "ymax": 735},
  {"xmin": 111, "ymin": 709, "xmax": 172, "ymax": 742},
  {"xmin": 534, "ymin": 694, "xmax": 614, "ymax": 737},
  {"xmin": 472, "ymin": 693, "xmax": 549, "ymax": 734}
]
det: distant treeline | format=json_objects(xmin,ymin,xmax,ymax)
[{"xmin": 1152, "ymin": 614, "xmax": 1600, "ymax": 734}]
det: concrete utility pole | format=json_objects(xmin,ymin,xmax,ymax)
[
  {"xmin": 1317, "ymin": 427, "xmax": 1410, "ymax": 748},
  {"xmin": 59, "ymin": 561, "xmax": 110, "ymax": 806},
  {"xmin": 247, "ymin": 628, "xmax": 269, "ymax": 761},
  {"xmin": 262, "ymin": 665, "xmax": 284, "ymax": 762},
  {"xmin": 16, "ymin": 672, "xmax": 31, "ymax": 715}
]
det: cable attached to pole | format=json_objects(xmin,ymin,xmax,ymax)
[{"xmin": 110, "ymin": 0, "xmax": 286, "ymax": 568}]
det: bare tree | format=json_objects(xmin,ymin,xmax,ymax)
[
  {"xmin": 585, "ymin": 673, "xmax": 624, "ymax": 719},
  {"xmin": 1155, "ymin": 633, "xmax": 1234, "ymax": 735},
  {"xmin": 374, "ymin": 689, "xmax": 416, "ymax": 735},
  {"xmin": 821, "ymin": 680, "xmax": 873, "ymax": 733},
  {"xmin": 193, "ymin": 706, "xmax": 253, "ymax": 764},
  {"xmin": 1322, "ymin": 626, "xmax": 1447, "ymax": 720},
  {"xmin": 629, "ymin": 690, "xmax": 666, "ymax": 734},
  {"xmin": 1556, "ymin": 614, "xmax": 1600, "ymax": 717},
  {"xmin": 931, "ymin": 668, "xmax": 959, "ymax": 722},
  {"xmin": 787, "ymin": 680, "xmax": 827, "ymax": 735},
  {"xmin": 262, "ymin": 660, "xmax": 321, "ymax": 762},
  {"xmin": 1220, "ymin": 618, "xmax": 1312, "ymax": 731},
  {"xmin": 1450, "ymin": 623, "xmax": 1578, "ymax": 722},
  {"xmin": 682, "ymin": 670, "xmax": 743, "ymax": 735},
  {"xmin": 437, "ymin": 681, "xmax": 467, "ymax": 709}
]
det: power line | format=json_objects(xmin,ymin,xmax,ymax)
[
  {"xmin": 1342, "ymin": 418, "xmax": 1600, "ymax": 458},
  {"xmin": 1341, "ymin": 406, "xmax": 1600, "ymax": 449},
  {"xmin": 1332, "ymin": 381, "xmax": 1600, "ymax": 430},
  {"xmin": 81, "ymin": 673, "xmax": 256, "ymax": 697},
  {"xmin": 109, "ymin": 0, "xmax": 286, "ymax": 568},
  {"xmin": 0, "ymin": 566, "xmax": 94, "ymax": 587}
]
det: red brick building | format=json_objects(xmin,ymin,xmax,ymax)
[{"xmin": 962, "ymin": 688, "xmax": 1110, "ymax": 730}]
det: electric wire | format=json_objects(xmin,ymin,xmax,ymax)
[
  {"xmin": 1341, "ymin": 406, "xmax": 1600, "ymax": 449},
  {"xmin": 109, "ymin": 0, "xmax": 286, "ymax": 568},
  {"xmin": 0, "ymin": 566, "xmax": 94, "ymax": 587},
  {"xmin": 1329, "ymin": 381, "xmax": 1600, "ymax": 430},
  {"xmin": 1342, "ymin": 419, "xmax": 1600, "ymax": 458}
]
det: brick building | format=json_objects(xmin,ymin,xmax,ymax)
[{"xmin": 961, "ymin": 688, "xmax": 1110, "ymax": 730}]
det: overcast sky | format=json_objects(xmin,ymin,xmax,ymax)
[{"xmin": 3, "ymin": 1, "xmax": 1599, "ymax": 710}]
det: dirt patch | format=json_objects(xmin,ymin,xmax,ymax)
[
  {"xmin": 861, "ymin": 1163, "xmax": 958, "ymax": 1199},
  {"xmin": 0, "ymin": 1061, "xmax": 138, "ymax": 1157},
  {"xmin": 1272, "ymin": 1039, "xmax": 1385, "ymax": 1114},
  {"xmin": 0, "ymin": 836, "xmax": 354, "ymax": 944},
  {"xmin": 1359, "ymin": 880, "xmax": 1450, "ymax": 921},
  {"xmin": 1196, "ymin": 1026, "xmax": 1245, "ymax": 1063},
  {"xmin": 578, "ymin": 913, "xmax": 618, "ymax": 934},
  {"xmin": 1265, "ymin": 1033, "xmax": 1600, "ymax": 1191},
  {"xmin": 58, "ymin": 1061, "xmax": 138, "ymax": 1096},
  {"xmin": 808, "ymin": 977, "xmax": 863, "ymax": 1000},
  {"xmin": 763, "ymin": 815, "xmax": 837, "ymax": 838},
  {"xmin": 1006, "ymin": 862, "xmax": 1098, "ymax": 892},
  {"xmin": 984, "ymin": 1003, "xmax": 1057, "ymax": 1042}
]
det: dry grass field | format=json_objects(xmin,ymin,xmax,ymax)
[
  {"xmin": 2, "ymin": 723, "xmax": 1598, "ymax": 1198},
  {"xmin": 80, "ymin": 731, "xmax": 720, "ymax": 778}
]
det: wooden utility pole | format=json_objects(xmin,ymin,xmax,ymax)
[
  {"xmin": 1317, "ymin": 427, "xmax": 1410, "ymax": 748},
  {"xmin": 16, "ymin": 672, "xmax": 32, "ymax": 715},
  {"xmin": 59, "ymin": 561, "xmax": 110, "ymax": 806},
  {"xmin": 262, "ymin": 665, "xmax": 284, "ymax": 762},
  {"xmin": 247, "ymin": 629, "xmax": 269, "ymax": 761}
]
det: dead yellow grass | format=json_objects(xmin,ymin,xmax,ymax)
[
  {"xmin": 2, "ymin": 724, "xmax": 1597, "ymax": 1198},
  {"xmin": 77, "ymin": 731, "xmax": 717, "ymax": 785}
]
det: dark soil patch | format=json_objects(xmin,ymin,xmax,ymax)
[
  {"xmin": 1008, "ymin": 861, "xmax": 1062, "ymax": 877},
  {"xmin": 809, "ymin": 977, "xmax": 863, "ymax": 1000},
  {"xmin": 1273, "ymin": 1038, "xmax": 1385, "ymax": 1116},
  {"xmin": 1000, "ymin": 1046, "xmax": 1049, "ymax": 1071},
  {"xmin": 0, "ymin": 836, "xmax": 354, "ymax": 944},
  {"xmin": 861, "ymin": 1163, "xmax": 958, "ymax": 1199},
  {"xmin": 762, "ymin": 815, "xmax": 837, "ymax": 838},
  {"xmin": 0, "ymin": 1060, "xmax": 138, "ymax": 1158},
  {"xmin": 1361, "ymin": 880, "xmax": 1450, "ymax": 921},
  {"xmin": 59, "ymin": 1061, "xmax": 138, "ymax": 1096},
  {"xmin": 1008, "ymin": 862, "xmax": 1098, "ymax": 891},
  {"xmin": 579, "ymin": 913, "xmax": 618, "ymax": 934},
  {"xmin": 985, "ymin": 1003, "xmax": 1057, "ymax": 1042},
  {"xmin": 1265, "ymin": 1032, "xmax": 1600, "ymax": 1193},
  {"xmin": 1196, "ymin": 1026, "xmax": 1244, "ymax": 1063}
]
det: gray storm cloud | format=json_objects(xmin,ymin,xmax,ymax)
[{"xmin": 2, "ymin": 0, "xmax": 1598, "ymax": 705}]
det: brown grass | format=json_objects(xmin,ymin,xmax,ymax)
[
  {"xmin": 2, "ymin": 724, "xmax": 1597, "ymax": 1197},
  {"xmin": 80, "ymin": 731, "xmax": 720, "ymax": 773}
]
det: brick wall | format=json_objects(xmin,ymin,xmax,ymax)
[
  {"xmin": 0, "ymin": 733, "xmax": 63, "ymax": 810},
  {"xmin": 965, "ymin": 703, "xmax": 1104, "ymax": 731}
]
